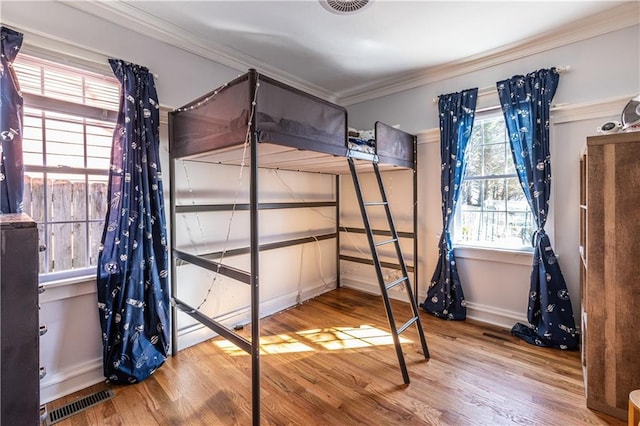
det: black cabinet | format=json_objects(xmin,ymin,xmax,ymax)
[{"xmin": 1, "ymin": 213, "xmax": 40, "ymax": 425}]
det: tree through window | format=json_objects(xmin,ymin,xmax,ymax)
[{"xmin": 453, "ymin": 113, "xmax": 535, "ymax": 250}]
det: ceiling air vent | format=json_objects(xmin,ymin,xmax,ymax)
[{"xmin": 319, "ymin": 0, "xmax": 373, "ymax": 15}]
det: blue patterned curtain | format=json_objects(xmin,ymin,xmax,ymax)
[
  {"xmin": 421, "ymin": 88, "xmax": 477, "ymax": 320},
  {"xmin": 97, "ymin": 59, "xmax": 170, "ymax": 383},
  {"xmin": 0, "ymin": 26, "xmax": 24, "ymax": 213},
  {"xmin": 497, "ymin": 68, "xmax": 578, "ymax": 349}
]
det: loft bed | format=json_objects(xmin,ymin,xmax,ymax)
[{"xmin": 168, "ymin": 69, "xmax": 420, "ymax": 425}]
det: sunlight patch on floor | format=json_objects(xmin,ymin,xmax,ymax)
[
  {"xmin": 298, "ymin": 325, "xmax": 411, "ymax": 350},
  {"xmin": 213, "ymin": 325, "xmax": 411, "ymax": 356}
]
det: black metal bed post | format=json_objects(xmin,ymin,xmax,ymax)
[
  {"xmin": 336, "ymin": 175, "xmax": 341, "ymax": 288},
  {"xmin": 248, "ymin": 69, "xmax": 260, "ymax": 426},
  {"xmin": 413, "ymin": 135, "xmax": 418, "ymax": 303},
  {"xmin": 168, "ymin": 112, "xmax": 179, "ymax": 357}
]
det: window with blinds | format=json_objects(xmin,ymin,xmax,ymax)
[{"xmin": 14, "ymin": 54, "xmax": 120, "ymax": 281}]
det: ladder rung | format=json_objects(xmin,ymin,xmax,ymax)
[
  {"xmin": 385, "ymin": 276, "xmax": 408, "ymax": 291},
  {"xmin": 364, "ymin": 201, "xmax": 387, "ymax": 206},
  {"xmin": 397, "ymin": 316, "xmax": 419, "ymax": 335},
  {"xmin": 375, "ymin": 238, "xmax": 397, "ymax": 247}
]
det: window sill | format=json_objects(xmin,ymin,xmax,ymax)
[
  {"xmin": 38, "ymin": 274, "xmax": 97, "ymax": 304},
  {"xmin": 454, "ymin": 245, "xmax": 533, "ymax": 266},
  {"xmin": 39, "ymin": 273, "xmax": 96, "ymax": 290}
]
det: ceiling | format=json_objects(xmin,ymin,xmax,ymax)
[{"xmin": 66, "ymin": 1, "xmax": 631, "ymax": 104}]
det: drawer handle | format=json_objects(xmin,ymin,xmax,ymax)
[
  {"xmin": 39, "ymin": 366, "xmax": 47, "ymax": 380},
  {"xmin": 39, "ymin": 324, "xmax": 48, "ymax": 336}
]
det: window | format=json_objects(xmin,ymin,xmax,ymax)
[
  {"xmin": 14, "ymin": 54, "xmax": 120, "ymax": 282},
  {"xmin": 453, "ymin": 113, "xmax": 535, "ymax": 250}
]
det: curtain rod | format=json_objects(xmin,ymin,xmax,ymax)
[{"xmin": 432, "ymin": 65, "xmax": 571, "ymax": 104}]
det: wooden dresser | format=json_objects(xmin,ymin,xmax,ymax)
[{"xmin": 580, "ymin": 131, "xmax": 640, "ymax": 419}]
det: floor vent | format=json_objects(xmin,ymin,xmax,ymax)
[{"xmin": 45, "ymin": 389, "xmax": 115, "ymax": 425}]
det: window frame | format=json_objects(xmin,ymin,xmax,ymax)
[
  {"xmin": 452, "ymin": 110, "xmax": 535, "ymax": 253},
  {"xmin": 15, "ymin": 54, "xmax": 120, "ymax": 283}
]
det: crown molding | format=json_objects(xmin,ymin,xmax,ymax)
[
  {"xmin": 59, "ymin": 0, "xmax": 337, "ymax": 102},
  {"xmin": 338, "ymin": 2, "xmax": 640, "ymax": 106}
]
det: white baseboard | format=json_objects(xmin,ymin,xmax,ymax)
[
  {"xmin": 176, "ymin": 323, "xmax": 218, "ymax": 351},
  {"xmin": 40, "ymin": 358, "xmax": 105, "ymax": 404},
  {"xmin": 344, "ymin": 276, "xmax": 527, "ymax": 331},
  {"xmin": 339, "ymin": 277, "xmax": 380, "ymax": 296},
  {"xmin": 464, "ymin": 301, "xmax": 527, "ymax": 330},
  {"xmin": 177, "ymin": 280, "xmax": 337, "ymax": 351},
  {"xmin": 340, "ymin": 276, "xmax": 420, "ymax": 303}
]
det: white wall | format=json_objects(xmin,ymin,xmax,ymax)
[{"xmin": 345, "ymin": 24, "xmax": 640, "ymax": 328}]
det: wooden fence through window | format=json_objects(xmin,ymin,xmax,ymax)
[{"xmin": 23, "ymin": 175, "xmax": 108, "ymax": 274}]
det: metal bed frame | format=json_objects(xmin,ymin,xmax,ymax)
[{"xmin": 168, "ymin": 69, "xmax": 422, "ymax": 425}]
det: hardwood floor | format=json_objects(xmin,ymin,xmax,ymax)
[{"xmin": 47, "ymin": 288, "xmax": 624, "ymax": 425}]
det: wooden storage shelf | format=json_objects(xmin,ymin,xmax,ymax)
[{"xmin": 581, "ymin": 132, "xmax": 640, "ymax": 419}]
